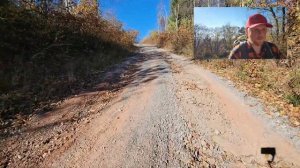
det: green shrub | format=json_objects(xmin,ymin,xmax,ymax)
[{"xmin": 285, "ymin": 94, "xmax": 300, "ymax": 107}]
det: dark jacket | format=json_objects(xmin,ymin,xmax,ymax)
[{"xmin": 228, "ymin": 41, "xmax": 284, "ymax": 59}]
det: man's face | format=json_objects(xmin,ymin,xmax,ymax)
[{"xmin": 247, "ymin": 24, "xmax": 267, "ymax": 46}]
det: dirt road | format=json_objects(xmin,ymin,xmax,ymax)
[{"xmin": 2, "ymin": 45, "xmax": 300, "ymax": 167}]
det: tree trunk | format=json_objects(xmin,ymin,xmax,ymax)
[
  {"xmin": 270, "ymin": 7, "xmax": 279, "ymax": 42},
  {"xmin": 175, "ymin": 3, "xmax": 179, "ymax": 30},
  {"xmin": 282, "ymin": 7, "xmax": 286, "ymax": 41}
]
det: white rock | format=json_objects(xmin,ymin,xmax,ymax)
[
  {"xmin": 17, "ymin": 154, "xmax": 22, "ymax": 159},
  {"xmin": 214, "ymin": 130, "xmax": 221, "ymax": 135}
]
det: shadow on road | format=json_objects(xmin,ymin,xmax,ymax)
[{"xmin": 0, "ymin": 47, "xmax": 170, "ymax": 141}]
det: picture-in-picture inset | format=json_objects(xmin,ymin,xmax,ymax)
[{"xmin": 194, "ymin": 7, "xmax": 287, "ymax": 59}]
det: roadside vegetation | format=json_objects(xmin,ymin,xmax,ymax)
[
  {"xmin": 141, "ymin": 0, "xmax": 193, "ymax": 56},
  {"xmin": 0, "ymin": 0, "xmax": 138, "ymax": 129},
  {"xmin": 143, "ymin": 0, "xmax": 300, "ymax": 126}
]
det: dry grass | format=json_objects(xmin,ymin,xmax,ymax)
[
  {"xmin": 0, "ymin": 4, "xmax": 138, "ymax": 122},
  {"xmin": 197, "ymin": 59, "xmax": 300, "ymax": 126},
  {"xmin": 141, "ymin": 21, "xmax": 193, "ymax": 57}
]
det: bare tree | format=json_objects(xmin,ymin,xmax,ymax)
[
  {"xmin": 269, "ymin": 7, "xmax": 279, "ymax": 42},
  {"xmin": 157, "ymin": 0, "xmax": 168, "ymax": 32},
  {"xmin": 281, "ymin": 7, "xmax": 286, "ymax": 41},
  {"xmin": 62, "ymin": 0, "xmax": 75, "ymax": 12},
  {"xmin": 175, "ymin": 3, "xmax": 179, "ymax": 30}
]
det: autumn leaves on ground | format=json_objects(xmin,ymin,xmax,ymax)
[{"xmin": 1, "ymin": 0, "xmax": 300, "ymax": 167}]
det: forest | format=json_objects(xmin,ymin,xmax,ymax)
[{"xmin": 194, "ymin": 24, "xmax": 245, "ymax": 59}]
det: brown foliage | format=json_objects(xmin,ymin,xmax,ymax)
[
  {"xmin": 197, "ymin": 59, "xmax": 300, "ymax": 125},
  {"xmin": 172, "ymin": 22, "xmax": 193, "ymax": 56},
  {"xmin": 142, "ymin": 20, "xmax": 193, "ymax": 56},
  {"xmin": 0, "ymin": 4, "xmax": 138, "ymax": 122}
]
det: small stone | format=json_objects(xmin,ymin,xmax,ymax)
[
  {"xmin": 42, "ymin": 153, "xmax": 47, "ymax": 158},
  {"xmin": 64, "ymin": 136, "xmax": 69, "ymax": 141},
  {"xmin": 85, "ymin": 120, "xmax": 90, "ymax": 124},
  {"xmin": 43, "ymin": 138, "xmax": 51, "ymax": 144},
  {"xmin": 207, "ymin": 150, "xmax": 213, "ymax": 156},
  {"xmin": 54, "ymin": 136, "xmax": 59, "ymax": 141},
  {"xmin": 214, "ymin": 130, "xmax": 220, "ymax": 135},
  {"xmin": 203, "ymin": 161, "xmax": 210, "ymax": 167},
  {"xmin": 217, "ymin": 155, "xmax": 223, "ymax": 161},
  {"xmin": 17, "ymin": 154, "xmax": 22, "ymax": 159},
  {"xmin": 25, "ymin": 141, "xmax": 29, "ymax": 146},
  {"xmin": 273, "ymin": 112, "xmax": 280, "ymax": 117},
  {"xmin": 210, "ymin": 163, "xmax": 217, "ymax": 168}
]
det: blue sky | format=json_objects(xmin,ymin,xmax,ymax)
[
  {"xmin": 194, "ymin": 7, "xmax": 272, "ymax": 28},
  {"xmin": 101, "ymin": 0, "xmax": 170, "ymax": 42}
]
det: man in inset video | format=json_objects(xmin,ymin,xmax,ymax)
[{"xmin": 229, "ymin": 13, "xmax": 284, "ymax": 59}]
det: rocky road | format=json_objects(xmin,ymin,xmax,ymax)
[{"xmin": 2, "ymin": 45, "xmax": 300, "ymax": 168}]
